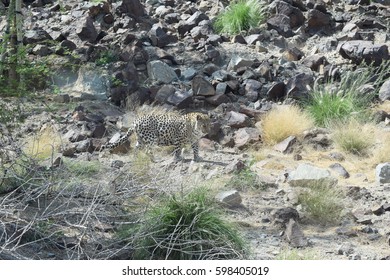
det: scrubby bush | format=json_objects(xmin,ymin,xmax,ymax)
[
  {"xmin": 261, "ymin": 105, "xmax": 314, "ymax": 145},
  {"xmin": 305, "ymin": 61, "xmax": 390, "ymax": 127},
  {"xmin": 298, "ymin": 181, "xmax": 344, "ymax": 225},
  {"xmin": 332, "ymin": 119, "xmax": 375, "ymax": 156},
  {"xmin": 131, "ymin": 188, "xmax": 247, "ymax": 259},
  {"xmin": 213, "ymin": 0, "xmax": 265, "ymax": 35}
]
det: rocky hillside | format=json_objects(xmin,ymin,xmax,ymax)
[{"xmin": 1, "ymin": 0, "xmax": 390, "ymax": 260}]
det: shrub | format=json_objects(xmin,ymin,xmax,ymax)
[
  {"xmin": 372, "ymin": 134, "xmax": 390, "ymax": 164},
  {"xmin": 225, "ymin": 165, "xmax": 266, "ymax": 191},
  {"xmin": 213, "ymin": 0, "xmax": 265, "ymax": 35},
  {"xmin": 23, "ymin": 126, "xmax": 63, "ymax": 160},
  {"xmin": 305, "ymin": 61, "xmax": 390, "ymax": 127},
  {"xmin": 332, "ymin": 119, "xmax": 375, "ymax": 156},
  {"xmin": 261, "ymin": 105, "xmax": 314, "ymax": 145},
  {"xmin": 298, "ymin": 181, "xmax": 344, "ymax": 225},
  {"xmin": 132, "ymin": 187, "xmax": 247, "ymax": 259}
]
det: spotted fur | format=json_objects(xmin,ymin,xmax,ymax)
[{"xmin": 101, "ymin": 112, "xmax": 210, "ymax": 161}]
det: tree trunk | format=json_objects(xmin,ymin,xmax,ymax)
[{"xmin": 8, "ymin": 0, "xmax": 18, "ymax": 85}]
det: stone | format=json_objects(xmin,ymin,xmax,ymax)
[
  {"xmin": 286, "ymin": 73, "xmax": 314, "ymax": 99},
  {"xmin": 337, "ymin": 243, "xmax": 354, "ymax": 256},
  {"xmin": 376, "ymin": 162, "xmax": 390, "ymax": 184},
  {"xmin": 154, "ymin": 84, "xmax": 176, "ymax": 103},
  {"xmin": 271, "ymin": 207, "xmax": 300, "ymax": 227},
  {"xmin": 177, "ymin": 11, "xmax": 208, "ymax": 36},
  {"xmin": 147, "ymin": 60, "xmax": 178, "ymax": 84},
  {"xmin": 245, "ymin": 34, "xmax": 263, "ymax": 45},
  {"xmin": 339, "ymin": 40, "xmax": 389, "ymax": 66},
  {"xmin": 288, "ymin": 163, "xmax": 338, "ymax": 187},
  {"xmin": 329, "ymin": 163, "xmax": 350, "ymax": 178},
  {"xmin": 273, "ymin": 136, "xmax": 297, "ymax": 154},
  {"xmin": 378, "ymin": 79, "xmax": 390, "ymax": 102},
  {"xmin": 32, "ymin": 44, "xmax": 51, "ymax": 56},
  {"xmin": 181, "ymin": 68, "xmax": 197, "ymax": 80},
  {"xmin": 307, "ymin": 9, "xmax": 332, "ymax": 31},
  {"xmin": 302, "ymin": 54, "xmax": 329, "ymax": 71},
  {"xmin": 166, "ymin": 90, "xmax": 193, "ymax": 108},
  {"xmin": 53, "ymin": 94, "xmax": 70, "ymax": 103},
  {"xmin": 192, "ymin": 75, "xmax": 215, "ymax": 96},
  {"xmin": 206, "ymin": 94, "xmax": 231, "ymax": 106},
  {"xmin": 285, "ymin": 219, "xmax": 308, "ymax": 248},
  {"xmin": 225, "ymin": 111, "xmax": 251, "ymax": 128},
  {"xmin": 149, "ymin": 24, "xmax": 177, "ymax": 48},
  {"xmin": 244, "ymin": 79, "xmax": 261, "ymax": 102},
  {"xmin": 271, "ymin": 0, "xmax": 305, "ymax": 28},
  {"xmin": 267, "ymin": 81, "xmax": 286, "ymax": 100},
  {"xmin": 227, "ymin": 55, "xmax": 255, "ymax": 71},
  {"xmin": 215, "ymin": 190, "xmax": 242, "ymax": 207},
  {"xmin": 76, "ymin": 17, "xmax": 98, "ymax": 43},
  {"xmin": 118, "ymin": 0, "xmax": 145, "ymax": 18},
  {"xmin": 23, "ymin": 29, "xmax": 52, "ymax": 44},
  {"xmin": 283, "ymin": 47, "xmax": 304, "ymax": 61},
  {"xmin": 225, "ymin": 159, "xmax": 246, "ymax": 174},
  {"xmin": 234, "ymin": 127, "xmax": 260, "ymax": 149},
  {"xmin": 267, "ymin": 14, "xmax": 293, "ymax": 38}
]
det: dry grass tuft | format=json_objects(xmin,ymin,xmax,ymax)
[
  {"xmin": 371, "ymin": 133, "xmax": 390, "ymax": 165},
  {"xmin": 331, "ymin": 119, "xmax": 375, "ymax": 156},
  {"xmin": 261, "ymin": 105, "xmax": 314, "ymax": 145},
  {"xmin": 23, "ymin": 125, "xmax": 63, "ymax": 160}
]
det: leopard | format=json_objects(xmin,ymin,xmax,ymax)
[{"xmin": 101, "ymin": 112, "xmax": 211, "ymax": 162}]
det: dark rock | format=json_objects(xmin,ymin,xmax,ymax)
[
  {"xmin": 181, "ymin": 68, "xmax": 197, "ymax": 80},
  {"xmin": 272, "ymin": 0, "xmax": 305, "ymax": 28},
  {"xmin": 339, "ymin": 40, "xmax": 389, "ymax": 66},
  {"xmin": 306, "ymin": 9, "xmax": 332, "ymax": 31},
  {"xmin": 285, "ymin": 219, "xmax": 308, "ymax": 247},
  {"xmin": 286, "ymin": 73, "xmax": 314, "ymax": 99},
  {"xmin": 192, "ymin": 75, "xmax": 215, "ymax": 96},
  {"xmin": 23, "ymin": 28, "xmax": 52, "ymax": 44},
  {"xmin": 302, "ymin": 54, "xmax": 329, "ymax": 71},
  {"xmin": 147, "ymin": 60, "xmax": 178, "ymax": 84},
  {"xmin": 267, "ymin": 81, "xmax": 286, "ymax": 100},
  {"xmin": 271, "ymin": 207, "xmax": 300, "ymax": 227},
  {"xmin": 76, "ymin": 17, "xmax": 98, "ymax": 43},
  {"xmin": 206, "ymin": 94, "xmax": 231, "ymax": 106},
  {"xmin": 231, "ymin": 34, "xmax": 247, "ymax": 44},
  {"xmin": 267, "ymin": 14, "xmax": 294, "ymax": 38},
  {"xmin": 155, "ymin": 85, "xmax": 176, "ymax": 103},
  {"xmin": 244, "ymin": 79, "xmax": 261, "ymax": 102},
  {"xmin": 376, "ymin": 163, "xmax": 390, "ymax": 184},
  {"xmin": 283, "ymin": 47, "xmax": 304, "ymax": 61},
  {"xmin": 149, "ymin": 24, "xmax": 177, "ymax": 48},
  {"xmin": 177, "ymin": 11, "xmax": 208, "ymax": 37},
  {"xmin": 118, "ymin": 0, "xmax": 145, "ymax": 18},
  {"xmin": 166, "ymin": 90, "xmax": 193, "ymax": 108},
  {"xmin": 245, "ymin": 34, "xmax": 264, "ymax": 45},
  {"xmin": 225, "ymin": 159, "xmax": 246, "ymax": 174},
  {"xmin": 227, "ymin": 55, "xmax": 255, "ymax": 71},
  {"xmin": 379, "ymin": 79, "xmax": 390, "ymax": 102}
]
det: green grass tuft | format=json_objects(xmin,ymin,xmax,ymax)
[
  {"xmin": 214, "ymin": 0, "xmax": 265, "ymax": 35},
  {"xmin": 305, "ymin": 61, "xmax": 390, "ymax": 127},
  {"xmin": 132, "ymin": 187, "xmax": 247, "ymax": 259},
  {"xmin": 298, "ymin": 181, "xmax": 344, "ymax": 225}
]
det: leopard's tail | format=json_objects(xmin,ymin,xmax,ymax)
[{"xmin": 100, "ymin": 127, "xmax": 134, "ymax": 151}]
